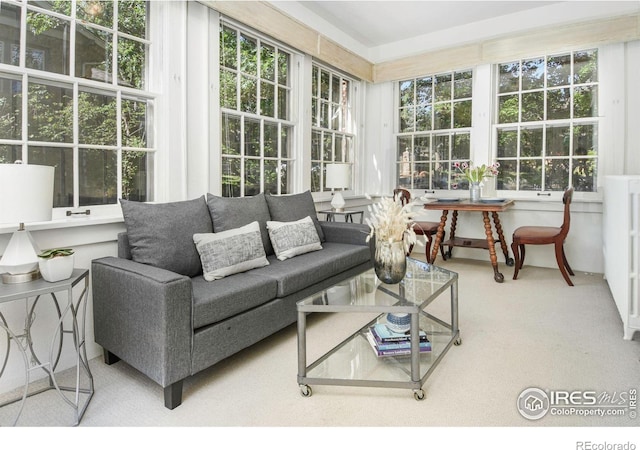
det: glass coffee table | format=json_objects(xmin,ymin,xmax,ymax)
[{"xmin": 297, "ymin": 257, "xmax": 460, "ymax": 400}]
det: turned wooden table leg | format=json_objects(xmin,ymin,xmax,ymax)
[
  {"xmin": 430, "ymin": 210, "xmax": 449, "ymax": 264},
  {"xmin": 443, "ymin": 210, "xmax": 458, "ymax": 260},
  {"xmin": 483, "ymin": 211, "xmax": 503, "ymax": 283},
  {"xmin": 492, "ymin": 211, "xmax": 514, "ymax": 266}
]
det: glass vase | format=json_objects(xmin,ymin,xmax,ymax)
[
  {"xmin": 470, "ymin": 182, "xmax": 482, "ymax": 202},
  {"xmin": 374, "ymin": 240, "xmax": 407, "ymax": 284}
]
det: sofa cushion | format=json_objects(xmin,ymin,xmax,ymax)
[
  {"xmin": 265, "ymin": 191, "xmax": 325, "ymax": 242},
  {"xmin": 266, "ymin": 216, "xmax": 322, "ymax": 261},
  {"xmin": 250, "ymin": 242, "xmax": 371, "ymax": 297},
  {"xmin": 191, "ymin": 273, "xmax": 278, "ymax": 328},
  {"xmin": 194, "ymin": 221, "xmax": 269, "ymax": 281},
  {"xmin": 207, "ymin": 193, "xmax": 274, "ymax": 255},
  {"xmin": 120, "ymin": 196, "xmax": 212, "ymax": 277}
]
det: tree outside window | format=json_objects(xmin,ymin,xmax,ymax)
[
  {"xmin": 310, "ymin": 64, "xmax": 355, "ymax": 193},
  {"xmin": 396, "ymin": 69, "xmax": 473, "ymax": 190},
  {"xmin": 220, "ymin": 23, "xmax": 293, "ymax": 198},
  {"xmin": 0, "ymin": 0, "xmax": 152, "ymax": 208},
  {"xmin": 495, "ymin": 49, "xmax": 598, "ymax": 192}
]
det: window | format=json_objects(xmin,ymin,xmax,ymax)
[
  {"xmin": 495, "ymin": 50, "xmax": 598, "ymax": 192},
  {"xmin": 310, "ymin": 63, "xmax": 355, "ymax": 192},
  {"xmin": 219, "ymin": 22, "xmax": 294, "ymax": 197},
  {"xmin": 0, "ymin": 0, "xmax": 153, "ymax": 209},
  {"xmin": 396, "ymin": 70, "xmax": 473, "ymax": 190}
]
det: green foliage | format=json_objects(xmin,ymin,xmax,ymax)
[
  {"xmin": 38, "ymin": 248, "xmax": 74, "ymax": 259},
  {"xmin": 0, "ymin": 1, "xmax": 149, "ymax": 205},
  {"xmin": 26, "ymin": 1, "xmax": 71, "ymax": 35}
]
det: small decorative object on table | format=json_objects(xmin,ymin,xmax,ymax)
[
  {"xmin": 453, "ymin": 161, "xmax": 500, "ymax": 202},
  {"xmin": 386, "ymin": 312, "xmax": 411, "ymax": 333},
  {"xmin": 37, "ymin": 248, "xmax": 74, "ymax": 282},
  {"xmin": 365, "ymin": 194, "xmax": 417, "ymax": 284}
]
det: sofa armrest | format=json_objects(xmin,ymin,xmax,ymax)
[
  {"xmin": 91, "ymin": 256, "xmax": 193, "ymax": 387},
  {"xmin": 320, "ymin": 221, "xmax": 371, "ymax": 246}
]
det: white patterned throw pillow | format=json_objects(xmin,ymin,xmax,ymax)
[
  {"xmin": 267, "ymin": 216, "xmax": 323, "ymax": 261},
  {"xmin": 194, "ymin": 221, "xmax": 269, "ymax": 281}
]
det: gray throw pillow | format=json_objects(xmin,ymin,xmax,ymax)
[
  {"xmin": 206, "ymin": 193, "xmax": 274, "ymax": 255},
  {"xmin": 194, "ymin": 221, "xmax": 269, "ymax": 281},
  {"xmin": 267, "ymin": 216, "xmax": 322, "ymax": 261},
  {"xmin": 265, "ymin": 190, "xmax": 325, "ymax": 242},
  {"xmin": 120, "ymin": 196, "xmax": 213, "ymax": 277}
]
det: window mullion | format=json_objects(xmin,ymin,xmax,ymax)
[
  {"xmin": 276, "ymin": 121, "xmax": 281, "ymax": 194},
  {"xmin": 69, "ymin": 3, "xmax": 77, "ymax": 78},
  {"xmin": 73, "ymin": 82, "xmax": 79, "ymax": 208},
  {"xmin": 19, "ymin": 1, "xmax": 26, "ymax": 69},
  {"xmin": 259, "ymin": 119, "xmax": 264, "ymax": 193},
  {"xmin": 240, "ymin": 115, "xmax": 245, "ymax": 197},
  {"xmin": 20, "ymin": 72, "xmax": 28, "ymax": 162},
  {"xmin": 17, "ymin": 1, "xmax": 27, "ymax": 162},
  {"xmin": 117, "ymin": 92, "xmax": 123, "ymax": 200}
]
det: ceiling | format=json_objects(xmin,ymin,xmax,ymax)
[
  {"xmin": 269, "ymin": 1, "xmax": 638, "ymax": 62},
  {"xmin": 294, "ymin": 1, "xmax": 558, "ymax": 48}
]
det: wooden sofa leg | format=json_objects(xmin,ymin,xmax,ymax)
[
  {"xmin": 103, "ymin": 349, "xmax": 120, "ymax": 365},
  {"xmin": 164, "ymin": 381, "xmax": 184, "ymax": 410}
]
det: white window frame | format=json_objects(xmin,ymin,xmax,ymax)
[
  {"xmin": 394, "ymin": 69, "xmax": 474, "ymax": 192},
  {"xmin": 310, "ymin": 61, "xmax": 357, "ymax": 195},
  {"xmin": 219, "ymin": 19, "xmax": 299, "ymax": 197},
  {"xmin": 0, "ymin": 0, "xmax": 154, "ymax": 218},
  {"xmin": 492, "ymin": 49, "xmax": 600, "ymax": 199}
]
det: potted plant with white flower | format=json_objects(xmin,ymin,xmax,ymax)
[
  {"xmin": 37, "ymin": 248, "xmax": 75, "ymax": 282},
  {"xmin": 452, "ymin": 161, "xmax": 500, "ymax": 201}
]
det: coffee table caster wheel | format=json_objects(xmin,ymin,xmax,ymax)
[
  {"xmin": 300, "ymin": 384, "xmax": 312, "ymax": 397},
  {"xmin": 506, "ymin": 257, "xmax": 515, "ymax": 267},
  {"xmin": 494, "ymin": 272, "xmax": 504, "ymax": 283},
  {"xmin": 414, "ymin": 389, "xmax": 426, "ymax": 401},
  {"xmin": 454, "ymin": 338, "xmax": 462, "ymax": 346}
]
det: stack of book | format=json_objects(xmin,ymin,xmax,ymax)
[{"xmin": 365, "ymin": 323, "xmax": 431, "ymax": 357}]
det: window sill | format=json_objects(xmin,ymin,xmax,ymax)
[{"xmin": 0, "ymin": 215, "xmax": 124, "ymax": 236}]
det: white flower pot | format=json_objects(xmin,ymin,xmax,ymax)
[{"xmin": 38, "ymin": 255, "xmax": 74, "ymax": 282}]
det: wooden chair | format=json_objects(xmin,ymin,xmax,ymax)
[
  {"xmin": 393, "ymin": 188, "xmax": 444, "ymax": 264},
  {"xmin": 511, "ymin": 186, "xmax": 575, "ymax": 286}
]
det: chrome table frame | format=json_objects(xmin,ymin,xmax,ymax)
[
  {"xmin": 0, "ymin": 269, "xmax": 94, "ymax": 426},
  {"xmin": 297, "ymin": 258, "xmax": 460, "ymax": 400}
]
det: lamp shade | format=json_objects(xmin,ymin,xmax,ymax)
[
  {"xmin": 326, "ymin": 163, "xmax": 351, "ymax": 189},
  {"xmin": 0, "ymin": 163, "xmax": 54, "ymax": 225}
]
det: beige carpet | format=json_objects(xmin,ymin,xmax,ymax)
[{"xmin": 2, "ymin": 258, "xmax": 639, "ymax": 445}]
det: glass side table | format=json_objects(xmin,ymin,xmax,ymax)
[
  {"xmin": 319, "ymin": 209, "xmax": 364, "ymax": 224},
  {"xmin": 0, "ymin": 269, "xmax": 94, "ymax": 426}
]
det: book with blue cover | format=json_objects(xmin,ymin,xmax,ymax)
[
  {"xmin": 370, "ymin": 323, "xmax": 429, "ymax": 343},
  {"xmin": 365, "ymin": 331, "xmax": 431, "ymax": 357}
]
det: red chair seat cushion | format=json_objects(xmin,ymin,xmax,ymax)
[
  {"xmin": 513, "ymin": 226, "xmax": 562, "ymax": 243},
  {"xmin": 412, "ymin": 221, "xmax": 439, "ymax": 235}
]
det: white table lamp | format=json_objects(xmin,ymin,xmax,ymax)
[
  {"xmin": 326, "ymin": 163, "xmax": 351, "ymax": 212},
  {"xmin": 0, "ymin": 162, "xmax": 55, "ymax": 283}
]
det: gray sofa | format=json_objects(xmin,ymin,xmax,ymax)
[{"xmin": 91, "ymin": 191, "xmax": 372, "ymax": 409}]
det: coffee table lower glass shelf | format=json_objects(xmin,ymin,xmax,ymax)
[{"xmin": 297, "ymin": 258, "xmax": 460, "ymax": 400}]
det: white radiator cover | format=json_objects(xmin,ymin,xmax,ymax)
[{"xmin": 603, "ymin": 175, "xmax": 640, "ymax": 340}]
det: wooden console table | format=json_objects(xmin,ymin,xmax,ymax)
[{"xmin": 423, "ymin": 199, "xmax": 515, "ymax": 283}]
